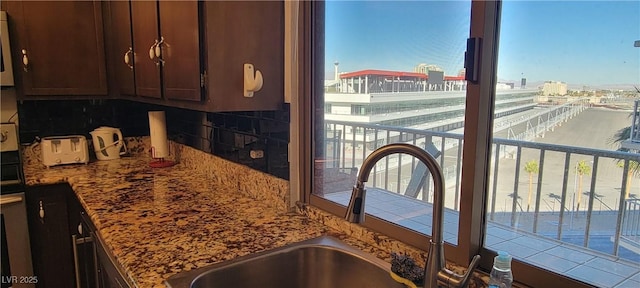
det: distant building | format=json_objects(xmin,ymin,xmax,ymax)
[
  {"xmin": 535, "ymin": 95, "xmax": 549, "ymax": 103},
  {"xmin": 542, "ymin": 81, "xmax": 567, "ymax": 96},
  {"xmin": 496, "ymin": 82, "xmax": 515, "ymax": 90},
  {"xmin": 334, "ymin": 69, "xmax": 466, "ymax": 94},
  {"xmin": 414, "ymin": 63, "xmax": 443, "ymax": 74},
  {"xmin": 324, "ymin": 69, "xmax": 536, "ymax": 136}
]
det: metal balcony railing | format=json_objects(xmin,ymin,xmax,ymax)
[
  {"xmin": 631, "ymin": 100, "xmax": 640, "ymax": 143},
  {"xmin": 620, "ymin": 99, "xmax": 639, "ymax": 154},
  {"xmin": 622, "ymin": 199, "xmax": 640, "ymax": 246},
  {"xmin": 321, "ymin": 119, "xmax": 640, "ymax": 260}
]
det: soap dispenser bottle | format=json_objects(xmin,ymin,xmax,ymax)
[{"xmin": 488, "ymin": 251, "xmax": 513, "ymax": 288}]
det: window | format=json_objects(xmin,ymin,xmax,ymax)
[
  {"xmin": 487, "ymin": 1, "xmax": 640, "ymax": 287},
  {"xmin": 312, "ymin": 0, "xmax": 471, "ymax": 248},
  {"xmin": 302, "ymin": 1, "xmax": 639, "ymax": 288},
  {"xmin": 351, "ymin": 104, "xmax": 367, "ymax": 115},
  {"xmin": 324, "ymin": 103, "xmax": 331, "ymax": 113}
]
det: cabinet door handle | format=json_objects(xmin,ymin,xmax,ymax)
[
  {"xmin": 155, "ymin": 36, "xmax": 164, "ymax": 58},
  {"xmin": 124, "ymin": 47, "xmax": 133, "ymax": 70},
  {"xmin": 21, "ymin": 49, "xmax": 29, "ymax": 72},
  {"xmin": 149, "ymin": 40, "xmax": 158, "ymax": 60},
  {"xmin": 78, "ymin": 222, "xmax": 83, "ymax": 235},
  {"xmin": 38, "ymin": 200, "xmax": 45, "ymax": 222}
]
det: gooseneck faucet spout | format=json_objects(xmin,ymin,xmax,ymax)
[{"xmin": 345, "ymin": 143, "xmax": 480, "ymax": 288}]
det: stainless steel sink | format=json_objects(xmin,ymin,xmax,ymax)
[{"xmin": 165, "ymin": 236, "xmax": 406, "ymax": 288}]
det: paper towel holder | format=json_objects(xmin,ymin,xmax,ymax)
[
  {"xmin": 148, "ymin": 110, "xmax": 176, "ymax": 168},
  {"xmin": 150, "ymin": 149, "xmax": 175, "ymax": 168}
]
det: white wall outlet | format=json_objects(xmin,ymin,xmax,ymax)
[{"xmin": 250, "ymin": 150, "xmax": 264, "ymax": 159}]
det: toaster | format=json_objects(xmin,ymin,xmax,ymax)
[{"xmin": 41, "ymin": 136, "xmax": 90, "ymax": 167}]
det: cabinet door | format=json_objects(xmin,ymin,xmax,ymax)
[
  {"xmin": 107, "ymin": 0, "xmax": 135, "ymax": 96},
  {"xmin": 6, "ymin": 1, "xmax": 107, "ymax": 96},
  {"xmin": 158, "ymin": 1, "xmax": 202, "ymax": 101},
  {"xmin": 26, "ymin": 185, "xmax": 75, "ymax": 288},
  {"xmin": 131, "ymin": 0, "xmax": 161, "ymax": 98},
  {"xmin": 204, "ymin": 1, "xmax": 284, "ymax": 111}
]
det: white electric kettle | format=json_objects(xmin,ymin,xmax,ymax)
[{"xmin": 90, "ymin": 126, "xmax": 127, "ymax": 160}]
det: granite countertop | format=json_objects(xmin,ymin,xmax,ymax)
[
  {"xmin": 22, "ymin": 143, "xmax": 353, "ymax": 288},
  {"xmin": 22, "ymin": 139, "xmax": 489, "ymax": 288}
]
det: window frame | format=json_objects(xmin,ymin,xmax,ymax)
[{"xmin": 297, "ymin": 1, "xmax": 592, "ymax": 287}]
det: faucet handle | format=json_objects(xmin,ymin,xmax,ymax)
[
  {"xmin": 345, "ymin": 185, "xmax": 366, "ymax": 223},
  {"xmin": 437, "ymin": 254, "xmax": 481, "ymax": 288}
]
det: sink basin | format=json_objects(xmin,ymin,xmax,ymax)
[{"xmin": 165, "ymin": 236, "xmax": 406, "ymax": 288}]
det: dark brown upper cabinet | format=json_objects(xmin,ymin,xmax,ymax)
[
  {"xmin": 6, "ymin": 1, "xmax": 108, "ymax": 97},
  {"xmin": 6, "ymin": 0, "xmax": 285, "ymax": 111},
  {"xmin": 128, "ymin": 0, "xmax": 201, "ymax": 101},
  {"xmin": 202, "ymin": 1, "xmax": 284, "ymax": 111},
  {"xmin": 130, "ymin": 0, "xmax": 161, "ymax": 99},
  {"xmin": 108, "ymin": 0, "xmax": 284, "ymax": 111},
  {"xmin": 158, "ymin": 1, "xmax": 202, "ymax": 102},
  {"xmin": 106, "ymin": 0, "xmax": 136, "ymax": 96}
]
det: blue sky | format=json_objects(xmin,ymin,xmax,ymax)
[{"xmin": 325, "ymin": 1, "xmax": 640, "ymax": 87}]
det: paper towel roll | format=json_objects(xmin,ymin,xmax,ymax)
[{"xmin": 149, "ymin": 111, "xmax": 169, "ymax": 159}]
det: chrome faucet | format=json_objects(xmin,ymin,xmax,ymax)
[{"xmin": 345, "ymin": 143, "xmax": 481, "ymax": 288}]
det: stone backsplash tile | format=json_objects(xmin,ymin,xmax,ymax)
[
  {"xmin": 21, "ymin": 136, "xmax": 291, "ymax": 212},
  {"xmin": 174, "ymin": 140, "xmax": 290, "ymax": 212},
  {"xmin": 123, "ymin": 136, "xmax": 290, "ymax": 211}
]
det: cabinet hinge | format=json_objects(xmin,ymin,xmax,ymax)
[{"xmin": 200, "ymin": 71, "xmax": 207, "ymax": 88}]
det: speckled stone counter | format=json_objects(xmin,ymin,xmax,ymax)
[
  {"xmin": 22, "ymin": 139, "xmax": 335, "ymax": 288},
  {"xmin": 22, "ymin": 137, "xmax": 489, "ymax": 288}
]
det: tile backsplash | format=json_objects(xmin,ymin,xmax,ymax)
[{"xmin": 18, "ymin": 99, "xmax": 290, "ymax": 179}]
